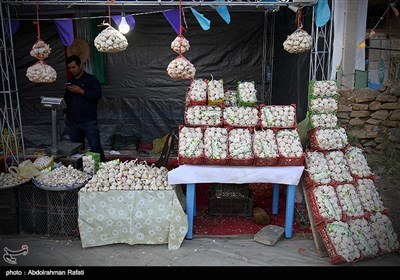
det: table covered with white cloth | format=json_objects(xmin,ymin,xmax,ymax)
[{"xmin": 78, "ymin": 187, "xmax": 188, "ymax": 250}]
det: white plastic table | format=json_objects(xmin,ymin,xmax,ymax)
[{"xmin": 168, "ymin": 165, "xmax": 304, "ymax": 239}]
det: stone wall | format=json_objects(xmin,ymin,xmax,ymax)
[{"xmin": 337, "ymin": 83, "xmax": 400, "ymax": 153}]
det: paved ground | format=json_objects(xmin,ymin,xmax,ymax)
[{"xmin": 1, "ymin": 234, "xmax": 399, "ymax": 268}]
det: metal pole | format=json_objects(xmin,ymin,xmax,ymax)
[{"xmin": 51, "ymin": 109, "xmax": 58, "ymax": 155}]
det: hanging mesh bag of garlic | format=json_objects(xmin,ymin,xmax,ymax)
[
  {"xmin": 167, "ymin": 55, "xmax": 196, "ymax": 80},
  {"xmin": 171, "ymin": 34, "xmax": 190, "ymax": 55},
  {"xmin": 30, "ymin": 38, "xmax": 51, "ymax": 60},
  {"xmin": 26, "ymin": 60, "xmax": 57, "ymax": 84},
  {"xmin": 94, "ymin": 26, "xmax": 128, "ymax": 53},
  {"xmin": 283, "ymin": 28, "xmax": 312, "ymax": 54}
]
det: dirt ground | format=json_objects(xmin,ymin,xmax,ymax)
[{"xmin": 368, "ymin": 160, "xmax": 400, "ymax": 238}]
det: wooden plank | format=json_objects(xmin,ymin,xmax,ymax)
[{"xmin": 301, "ymin": 182, "xmax": 329, "ymax": 257}]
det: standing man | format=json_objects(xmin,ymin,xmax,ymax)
[{"xmin": 64, "ymin": 55, "xmax": 105, "ymax": 162}]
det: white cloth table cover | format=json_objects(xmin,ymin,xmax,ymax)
[
  {"xmin": 168, "ymin": 165, "xmax": 304, "ymax": 239},
  {"xmin": 78, "ymin": 188, "xmax": 188, "ymax": 250}
]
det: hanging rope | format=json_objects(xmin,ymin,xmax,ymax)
[
  {"xmin": 34, "ymin": 0, "xmax": 41, "ymax": 39},
  {"xmin": 296, "ymin": 8, "xmax": 303, "ymax": 29}
]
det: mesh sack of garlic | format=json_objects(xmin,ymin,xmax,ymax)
[
  {"xmin": 207, "ymin": 79, "xmax": 225, "ymax": 105},
  {"xmin": 348, "ymin": 218, "xmax": 380, "ymax": 258},
  {"xmin": 305, "ymin": 151, "xmax": 331, "ymax": 185},
  {"xmin": 325, "ymin": 151, "xmax": 353, "ymax": 183},
  {"xmin": 336, "ymin": 184, "xmax": 365, "ymax": 219},
  {"xmin": 224, "ymin": 90, "xmax": 238, "ymax": 107},
  {"xmin": 324, "ymin": 221, "xmax": 361, "ymax": 263},
  {"xmin": 237, "ymin": 81, "xmax": 258, "ymax": 106},
  {"xmin": 310, "ymin": 113, "xmax": 338, "ymax": 129},
  {"xmin": 26, "ymin": 61, "xmax": 57, "ymax": 83},
  {"xmin": 228, "ymin": 128, "xmax": 254, "ymax": 164},
  {"xmin": 82, "ymin": 152, "xmax": 100, "ymax": 175},
  {"xmin": 171, "ymin": 34, "xmax": 190, "ymax": 54},
  {"xmin": 309, "ymin": 80, "xmax": 338, "ymax": 98},
  {"xmin": 309, "ymin": 97, "xmax": 338, "ymax": 114},
  {"xmin": 356, "ymin": 178, "xmax": 385, "ymax": 213},
  {"xmin": 203, "ymin": 127, "xmax": 228, "ymax": 165},
  {"xmin": 185, "ymin": 79, "xmax": 207, "ymax": 106},
  {"xmin": 275, "ymin": 129, "xmax": 304, "ymax": 158},
  {"xmin": 253, "ymin": 129, "xmax": 279, "ymax": 166},
  {"xmin": 223, "ymin": 106, "xmax": 259, "ymax": 128},
  {"xmin": 82, "ymin": 159, "xmax": 173, "ymax": 192},
  {"xmin": 260, "ymin": 105, "xmax": 296, "ymax": 128},
  {"xmin": 185, "ymin": 105, "xmax": 223, "ymax": 127},
  {"xmin": 369, "ymin": 212, "xmax": 400, "ymax": 253},
  {"xmin": 312, "ymin": 185, "xmax": 342, "ymax": 223},
  {"xmin": 344, "ymin": 147, "xmax": 373, "ymax": 178},
  {"xmin": 178, "ymin": 126, "xmax": 204, "ymax": 164},
  {"xmin": 30, "ymin": 39, "xmax": 51, "ymax": 60},
  {"xmin": 310, "ymin": 127, "xmax": 348, "ymax": 151},
  {"xmin": 94, "ymin": 26, "xmax": 128, "ymax": 53},
  {"xmin": 167, "ymin": 56, "xmax": 196, "ymax": 80},
  {"xmin": 283, "ymin": 28, "xmax": 312, "ymax": 54}
]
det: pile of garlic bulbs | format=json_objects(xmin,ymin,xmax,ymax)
[
  {"xmin": 228, "ymin": 128, "xmax": 253, "ymax": 159},
  {"xmin": 313, "ymin": 185, "xmax": 342, "ymax": 222},
  {"xmin": 81, "ymin": 160, "xmax": 173, "ymax": 192},
  {"xmin": 305, "ymin": 151, "xmax": 331, "ymax": 184},
  {"xmin": 34, "ymin": 165, "xmax": 91, "ymax": 188},
  {"xmin": 223, "ymin": 106, "xmax": 259, "ymax": 127},
  {"xmin": 260, "ymin": 105, "xmax": 296, "ymax": 128},
  {"xmin": 30, "ymin": 39, "xmax": 51, "ymax": 60},
  {"xmin": 348, "ymin": 218, "xmax": 380, "ymax": 258},
  {"xmin": 167, "ymin": 56, "xmax": 196, "ymax": 80},
  {"xmin": 237, "ymin": 81, "xmax": 257, "ymax": 104},
  {"xmin": 252, "ymin": 129, "xmax": 278, "ymax": 158},
  {"xmin": 356, "ymin": 179, "xmax": 384, "ymax": 213},
  {"xmin": 94, "ymin": 26, "xmax": 128, "ymax": 53},
  {"xmin": 207, "ymin": 79, "xmax": 225, "ymax": 104},
  {"xmin": 283, "ymin": 29, "xmax": 312, "ymax": 54},
  {"xmin": 336, "ymin": 184, "xmax": 364, "ymax": 218},
  {"xmin": 326, "ymin": 221, "xmax": 361, "ymax": 262},
  {"xmin": 325, "ymin": 151, "xmax": 353, "ymax": 183},
  {"xmin": 185, "ymin": 105, "xmax": 222, "ymax": 126},
  {"xmin": 204, "ymin": 127, "xmax": 228, "ymax": 160},
  {"xmin": 0, "ymin": 172, "xmax": 29, "ymax": 188},
  {"xmin": 186, "ymin": 79, "xmax": 207, "ymax": 104},
  {"xmin": 178, "ymin": 126, "xmax": 203, "ymax": 158},
  {"xmin": 369, "ymin": 212, "xmax": 400, "ymax": 253},
  {"xmin": 171, "ymin": 35, "xmax": 190, "ymax": 54},
  {"xmin": 276, "ymin": 129, "xmax": 303, "ymax": 158},
  {"xmin": 26, "ymin": 61, "xmax": 57, "ymax": 83}
]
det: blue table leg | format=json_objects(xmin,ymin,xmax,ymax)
[
  {"xmin": 272, "ymin": 183, "xmax": 279, "ymax": 215},
  {"xmin": 185, "ymin": 183, "xmax": 196, "ymax": 240},
  {"xmin": 285, "ymin": 184, "xmax": 296, "ymax": 239}
]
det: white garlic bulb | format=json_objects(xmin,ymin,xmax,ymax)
[
  {"xmin": 260, "ymin": 105, "xmax": 296, "ymax": 128},
  {"xmin": 185, "ymin": 105, "xmax": 222, "ymax": 127},
  {"xmin": 275, "ymin": 129, "xmax": 303, "ymax": 158},
  {"xmin": 203, "ymin": 127, "xmax": 228, "ymax": 160},
  {"xmin": 253, "ymin": 129, "xmax": 278, "ymax": 158},
  {"xmin": 311, "ymin": 80, "xmax": 338, "ymax": 98},
  {"xmin": 356, "ymin": 179, "xmax": 384, "ymax": 212},
  {"xmin": 336, "ymin": 184, "xmax": 364, "ymax": 218},
  {"xmin": 223, "ymin": 106, "xmax": 259, "ymax": 127},
  {"xmin": 312, "ymin": 128, "xmax": 348, "ymax": 150},
  {"xmin": 207, "ymin": 79, "xmax": 225, "ymax": 103},
  {"xmin": 178, "ymin": 126, "xmax": 203, "ymax": 158},
  {"xmin": 228, "ymin": 128, "xmax": 253, "ymax": 160},
  {"xmin": 237, "ymin": 81, "xmax": 257, "ymax": 104},
  {"xmin": 325, "ymin": 151, "xmax": 353, "ymax": 183},
  {"xmin": 310, "ymin": 97, "xmax": 338, "ymax": 113},
  {"xmin": 345, "ymin": 147, "xmax": 373, "ymax": 178},
  {"xmin": 313, "ymin": 185, "xmax": 342, "ymax": 222},
  {"xmin": 310, "ymin": 113, "xmax": 338, "ymax": 128},
  {"xmin": 186, "ymin": 79, "xmax": 207, "ymax": 104},
  {"xmin": 348, "ymin": 218, "xmax": 379, "ymax": 257},
  {"xmin": 305, "ymin": 151, "xmax": 331, "ymax": 184}
]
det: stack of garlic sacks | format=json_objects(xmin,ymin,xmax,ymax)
[
  {"xmin": 178, "ymin": 78, "xmax": 305, "ymax": 167},
  {"xmin": 26, "ymin": 38, "xmax": 57, "ymax": 83},
  {"xmin": 304, "ymin": 80, "xmax": 399, "ymax": 264}
]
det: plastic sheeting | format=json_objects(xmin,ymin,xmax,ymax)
[{"xmin": 13, "ymin": 10, "xmax": 310, "ymax": 149}]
